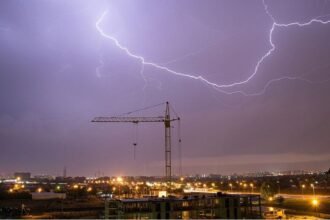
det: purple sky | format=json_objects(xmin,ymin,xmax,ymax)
[{"xmin": 1, "ymin": 0, "xmax": 330, "ymax": 177}]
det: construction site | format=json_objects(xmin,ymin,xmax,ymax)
[
  {"xmin": 91, "ymin": 102, "xmax": 261, "ymax": 219},
  {"xmin": 105, "ymin": 193, "xmax": 261, "ymax": 219}
]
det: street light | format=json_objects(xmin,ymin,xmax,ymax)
[
  {"xmin": 311, "ymin": 198, "xmax": 319, "ymax": 216},
  {"xmin": 310, "ymin": 184, "xmax": 315, "ymax": 196},
  {"xmin": 301, "ymin": 184, "xmax": 305, "ymax": 196},
  {"xmin": 277, "ymin": 180, "xmax": 281, "ymax": 194},
  {"xmin": 312, "ymin": 198, "xmax": 318, "ymax": 206},
  {"xmin": 229, "ymin": 183, "xmax": 233, "ymax": 192},
  {"xmin": 250, "ymin": 183, "xmax": 254, "ymax": 193}
]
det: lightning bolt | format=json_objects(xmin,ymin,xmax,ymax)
[
  {"xmin": 214, "ymin": 75, "xmax": 330, "ymax": 97},
  {"xmin": 95, "ymin": 1, "xmax": 330, "ymax": 96}
]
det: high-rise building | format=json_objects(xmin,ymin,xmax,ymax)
[{"xmin": 63, "ymin": 166, "xmax": 67, "ymax": 178}]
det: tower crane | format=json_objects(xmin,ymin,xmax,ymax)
[{"xmin": 91, "ymin": 102, "xmax": 180, "ymax": 187}]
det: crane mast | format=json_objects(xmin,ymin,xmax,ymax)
[
  {"xmin": 91, "ymin": 102, "xmax": 180, "ymax": 188},
  {"xmin": 164, "ymin": 102, "xmax": 171, "ymax": 185}
]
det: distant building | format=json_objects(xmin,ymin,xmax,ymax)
[
  {"xmin": 14, "ymin": 172, "xmax": 31, "ymax": 180},
  {"xmin": 73, "ymin": 176, "xmax": 86, "ymax": 183},
  {"xmin": 34, "ymin": 175, "xmax": 54, "ymax": 181}
]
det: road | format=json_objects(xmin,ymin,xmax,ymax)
[{"xmin": 225, "ymin": 191, "xmax": 330, "ymax": 199}]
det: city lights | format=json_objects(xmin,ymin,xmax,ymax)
[{"xmin": 311, "ymin": 198, "xmax": 319, "ymax": 207}]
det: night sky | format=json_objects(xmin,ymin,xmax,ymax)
[{"xmin": 1, "ymin": 0, "xmax": 330, "ymax": 177}]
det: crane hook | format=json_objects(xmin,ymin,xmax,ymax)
[{"xmin": 132, "ymin": 122, "xmax": 139, "ymax": 160}]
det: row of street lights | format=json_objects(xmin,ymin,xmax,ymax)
[
  {"xmin": 301, "ymin": 183, "xmax": 316, "ymax": 196},
  {"xmin": 228, "ymin": 182, "xmax": 254, "ymax": 192}
]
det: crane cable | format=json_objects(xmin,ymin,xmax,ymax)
[
  {"xmin": 178, "ymin": 118, "xmax": 182, "ymax": 176},
  {"xmin": 132, "ymin": 122, "xmax": 139, "ymax": 160},
  {"xmin": 169, "ymin": 103, "xmax": 180, "ymax": 119},
  {"xmin": 117, "ymin": 102, "xmax": 166, "ymax": 117},
  {"xmin": 169, "ymin": 103, "xmax": 182, "ymax": 176}
]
